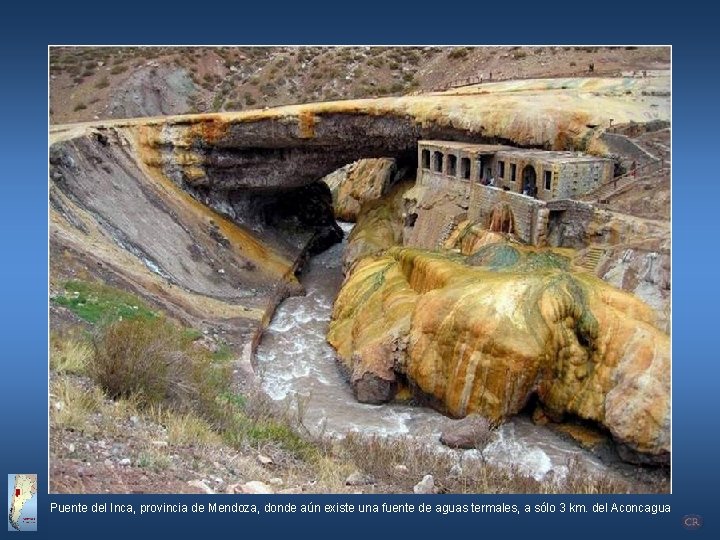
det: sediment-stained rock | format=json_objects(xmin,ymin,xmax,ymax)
[
  {"xmin": 49, "ymin": 126, "xmax": 339, "ymax": 364},
  {"xmin": 328, "ymin": 246, "xmax": 669, "ymax": 461},
  {"xmin": 323, "ymin": 158, "xmax": 398, "ymax": 221},
  {"xmin": 341, "ymin": 181, "xmax": 413, "ymax": 273}
]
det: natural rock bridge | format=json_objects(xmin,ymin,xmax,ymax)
[{"xmin": 52, "ymin": 76, "xmax": 670, "ymax": 194}]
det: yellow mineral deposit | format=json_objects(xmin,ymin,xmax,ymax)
[{"xmin": 328, "ymin": 247, "xmax": 669, "ymax": 458}]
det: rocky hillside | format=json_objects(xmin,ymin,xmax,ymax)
[{"xmin": 49, "ymin": 46, "xmax": 669, "ymax": 124}]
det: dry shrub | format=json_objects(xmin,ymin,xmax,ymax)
[
  {"xmin": 90, "ymin": 318, "xmax": 231, "ymax": 417},
  {"xmin": 337, "ymin": 433, "xmax": 653, "ymax": 494},
  {"xmin": 340, "ymin": 433, "xmax": 455, "ymax": 489},
  {"xmin": 50, "ymin": 331, "xmax": 92, "ymax": 374}
]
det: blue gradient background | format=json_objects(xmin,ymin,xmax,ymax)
[{"xmin": 1, "ymin": 1, "xmax": 717, "ymax": 538}]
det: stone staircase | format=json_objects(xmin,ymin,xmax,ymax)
[
  {"xmin": 601, "ymin": 132, "xmax": 657, "ymax": 166},
  {"xmin": 437, "ymin": 217, "xmax": 459, "ymax": 249},
  {"xmin": 580, "ymin": 160, "xmax": 668, "ymax": 203},
  {"xmin": 586, "ymin": 128, "xmax": 670, "ymax": 203},
  {"xmin": 578, "ymin": 246, "xmax": 606, "ymax": 272}
]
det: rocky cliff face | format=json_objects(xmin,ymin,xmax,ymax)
[
  {"xmin": 328, "ymin": 246, "xmax": 670, "ymax": 462},
  {"xmin": 323, "ymin": 158, "xmax": 399, "ymax": 221},
  {"xmin": 49, "ymin": 125, "xmax": 340, "ymax": 366},
  {"xmin": 341, "ymin": 181, "xmax": 413, "ymax": 273}
]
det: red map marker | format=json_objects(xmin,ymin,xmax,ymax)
[{"xmin": 15, "ymin": 489, "xmax": 21, "ymax": 497}]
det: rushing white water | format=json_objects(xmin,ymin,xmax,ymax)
[{"xmin": 254, "ymin": 222, "xmax": 611, "ymax": 482}]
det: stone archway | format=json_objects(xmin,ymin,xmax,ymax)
[{"xmin": 522, "ymin": 165, "xmax": 537, "ymax": 196}]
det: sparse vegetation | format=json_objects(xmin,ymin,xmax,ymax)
[
  {"xmin": 50, "ymin": 331, "xmax": 92, "ymax": 374},
  {"xmin": 67, "ymin": 309, "xmax": 316, "ymax": 460},
  {"xmin": 50, "ymin": 46, "xmax": 670, "ymax": 124},
  {"xmin": 447, "ymin": 47, "xmax": 469, "ymax": 60},
  {"xmin": 50, "ymin": 307, "xmax": 669, "ymax": 494},
  {"xmin": 50, "ymin": 378, "xmax": 104, "ymax": 434},
  {"xmin": 52, "ymin": 280, "xmax": 156, "ymax": 324}
]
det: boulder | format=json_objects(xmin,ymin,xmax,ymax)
[
  {"xmin": 345, "ymin": 471, "xmax": 375, "ymax": 486},
  {"xmin": 440, "ymin": 415, "xmax": 492, "ymax": 450},
  {"xmin": 413, "ymin": 475, "xmax": 435, "ymax": 494},
  {"xmin": 240, "ymin": 481, "xmax": 274, "ymax": 494},
  {"xmin": 323, "ymin": 158, "xmax": 397, "ymax": 222}
]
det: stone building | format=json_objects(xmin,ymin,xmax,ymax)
[
  {"xmin": 409, "ymin": 140, "xmax": 611, "ymax": 246},
  {"xmin": 417, "ymin": 140, "xmax": 613, "ymax": 201}
]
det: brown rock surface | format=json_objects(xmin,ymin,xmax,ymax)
[{"xmin": 49, "ymin": 126, "xmax": 338, "ymax": 366}]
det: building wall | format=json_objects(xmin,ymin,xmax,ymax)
[
  {"xmin": 554, "ymin": 160, "xmax": 613, "ymax": 199},
  {"xmin": 414, "ymin": 166, "xmax": 547, "ymax": 245},
  {"xmin": 491, "ymin": 153, "xmax": 558, "ymax": 200},
  {"xmin": 418, "ymin": 145, "xmax": 483, "ymax": 185},
  {"xmin": 490, "ymin": 153, "xmax": 611, "ymax": 201},
  {"xmin": 467, "ymin": 184, "xmax": 548, "ymax": 245}
]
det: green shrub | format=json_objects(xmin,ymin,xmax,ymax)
[{"xmin": 73, "ymin": 102, "xmax": 87, "ymax": 111}]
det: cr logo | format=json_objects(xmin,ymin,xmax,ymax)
[{"xmin": 682, "ymin": 515, "xmax": 703, "ymax": 530}]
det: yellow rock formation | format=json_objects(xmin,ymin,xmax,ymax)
[
  {"xmin": 325, "ymin": 158, "xmax": 396, "ymax": 221},
  {"xmin": 328, "ymin": 246, "xmax": 669, "ymax": 458},
  {"xmin": 341, "ymin": 181, "xmax": 412, "ymax": 272}
]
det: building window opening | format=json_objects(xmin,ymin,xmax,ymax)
[
  {"xmin": 433, "ymin": 151, "xmax": 444, "ymax": 173},
  {"xmin": 460, "ymin": 157, "xmax": 471, "ymax": 179},
  {"xmin": 510, "ymin": 163, "xmax": 517, "ymax": 182},
  {"xmin": 421, "ymin": 149, "xmax": 430, "ymax": 169},
  {"xmin": 448, "ymin": 154, "xmax": 457, "ymax": 176},
  {"xmin": 522, "ymin": 165, "xmax": 537, "ymax": 197},
  {"xmin": 498, "ymin": 160, "xmax": 505, "ymax": 178},
  {"xmin": 544, "ymin": 170, "xmax": 552, "ymax": 190}
]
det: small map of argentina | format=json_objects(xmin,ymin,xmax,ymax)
[{"xmin": 7, "ymin": 474, "xmax": 37, "ymax": 531}]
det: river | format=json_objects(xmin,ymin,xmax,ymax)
[{"xmin": 255, "ymin": 223, "xmax": 615, "ymax": 483}]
